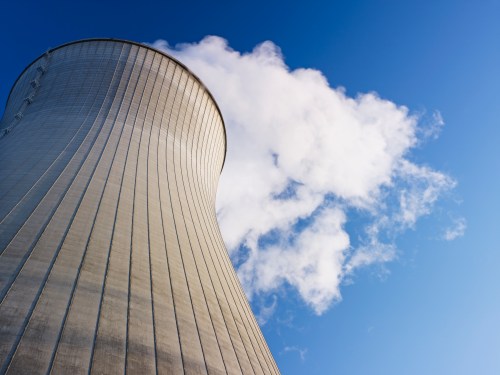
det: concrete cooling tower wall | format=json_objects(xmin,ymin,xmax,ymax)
[{"xmin": 0, "ymin": 39, "xmax": 279, "ymax": 375}]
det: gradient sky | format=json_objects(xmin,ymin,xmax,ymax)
[{"xmin": 1, "ymin": 1, "xmax": 499, "ymax": 374}]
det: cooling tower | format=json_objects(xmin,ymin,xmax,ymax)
[{"xmin": 0, "ymin": 39, "xmax": 279, "ymax": 375}]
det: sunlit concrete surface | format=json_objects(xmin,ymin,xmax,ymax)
[{"xmin": 0, "ymin": 39, "xmax": 279, "ymax": 375}]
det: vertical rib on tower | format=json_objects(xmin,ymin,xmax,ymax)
[{"xmin": 0, "ymin": 39, "xmax": 279, "ymax": 375}]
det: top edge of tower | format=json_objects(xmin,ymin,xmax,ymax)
[{"xmin": 6, "ymin": 38, "xmax": 227, "ymax": 170}]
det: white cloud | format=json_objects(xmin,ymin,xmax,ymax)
[
  {"xmin": 238, "ymin": 205, "xmax": 348, "ymax": 315},
  {"xmin": 395, "ymin": 160, "xmax": 456, "ymax": 228},
  {"xmin": 281, "ymin": 346, "xmax": 308, "ymax": 362},
  {"xmin": 255, "ymin": 295, "xmax": 278, "ymax": 325},
  {"xmin": 417, "ymin": 110, "xmax": 445, "ymax": 141},
  {"xmin": 345, "ymin": 238, "xmax": 396, "ymax": 275},
  {"xmin": 152, "ymin": 36, "xmax": 459, "ymax": 315},
  {"xmin": 443, "ymin": 217, "xmax": 467, "ymax": 240}
]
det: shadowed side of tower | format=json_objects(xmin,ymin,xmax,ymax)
[{"xmin": 0, "ymin": 39, "xmax": 279, "ymax": 375}]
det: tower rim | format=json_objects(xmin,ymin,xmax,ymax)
[{"xmin": 4, "ymin": 37, "xmax": 227, "ymax": 170}]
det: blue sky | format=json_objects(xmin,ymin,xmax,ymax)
[{"xmin": 1, "ymin": 1, "xmax": 499, "ymax": 374}]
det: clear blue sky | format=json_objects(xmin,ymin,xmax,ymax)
[{"xmin": 1, "ymin": 1, "xmax": 499, "ymax": 374}]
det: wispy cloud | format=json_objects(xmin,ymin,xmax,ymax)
[
  {"xmin": 281, "ymin": 346, "xmax": 308, "ymax": 362},
  {"xmin": 152, "ymin": 36, "xmax": 460, "ymax": 315},
  {"xmin": 417, "ymin": 110, "xmax": 445, "ymax": 141},
  {"xmin": 255, "ymin": 295, "xmax": 278, "ymax": 325},
  {"xmin": 443, "ymin": 217, "xmax": 467, "ymax": 240}
]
